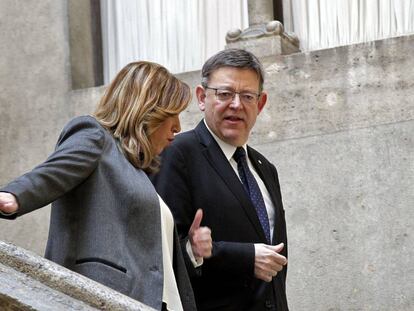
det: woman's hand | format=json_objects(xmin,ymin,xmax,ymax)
[
  {"xmin": 0, "ymin": 192, "xmax": 19, "ymax": 214},
  {"xmin": 188, "ymin": 209, "xmax": 212, "ymax": 259}
]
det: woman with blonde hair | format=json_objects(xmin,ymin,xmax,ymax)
[{"xmin": 0, "ymin": 61, "xmax": 212, "ymax": 311}]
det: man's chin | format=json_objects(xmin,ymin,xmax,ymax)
[{"xmin": 221, "ymin": 132, "xmax": 247, "ymax": 146}]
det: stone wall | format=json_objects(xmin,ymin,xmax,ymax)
[
  {"xmin": 0, "ymin": 0, "xmax": 71, "ymax": 254},
  {"xmin": 257, "ymin": 36, "xmax": 414, "ymax": 310},
  {"xmin": 0, "ymin": 0, "xmax": 413, "ymax": 309}
]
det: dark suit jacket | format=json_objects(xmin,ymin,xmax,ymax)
[
  {"xmin": 152, "ymin": 121, "xmax": 288, "ymax": 311},
  {"xmin": 0, "ymin": 116, "xmax": 196, "ymax": 311}
]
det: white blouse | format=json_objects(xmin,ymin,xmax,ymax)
[{"xmin": 158, "ymin": 194, "xmax": 183, "ymax": 311}]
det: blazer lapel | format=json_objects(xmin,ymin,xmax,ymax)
[{"xmin": 194, "ymin": 121, "xmax": 267, "ymax": 242}]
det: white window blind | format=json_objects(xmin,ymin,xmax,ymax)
[
  {"xmin": 284, "ymin": 0, "xmax": 414, "ymax": 51},
  {"xmin": 101, "ymin": 0, "xmax": 248, "ymax": 83}
]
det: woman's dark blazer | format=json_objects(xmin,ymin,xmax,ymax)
[{"xmin": 0, "ymin": 116, "xmax": 196, "ymax": 311}]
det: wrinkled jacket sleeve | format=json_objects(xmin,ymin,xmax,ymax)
[{"xmin": 0, "ymin": 117, "xmax": 105, "ymax": 218}]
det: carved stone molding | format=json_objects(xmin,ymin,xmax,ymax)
[{"xmin": 225, "ymin": 20, "xmax": 300, "ymax": 57}]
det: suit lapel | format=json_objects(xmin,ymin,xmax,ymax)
[{"xmin": 194, "ymin": 121, "xmax": 267, "ymax": 242}]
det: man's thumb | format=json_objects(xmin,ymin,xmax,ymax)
[
  {"xmin": 190, "ymin": 209, "xmax": 203, "ymax": 232},
  {"xmin": 273, "ymin": 242, "xmax": 284, "ymax": 253}
]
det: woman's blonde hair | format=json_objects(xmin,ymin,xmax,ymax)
[{"xmin": 94, "ymin": 61, "xmax": 191, "ymax": 173}]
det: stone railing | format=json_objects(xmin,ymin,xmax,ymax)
[{"xmin": 0, "ymin": 240, "xmax": 154, "ymax": 310}]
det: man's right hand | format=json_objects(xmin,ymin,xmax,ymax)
[
  {"xmin": 0, "ymin": 192, "xmax": 18, "ymax": 214},
  {"xmin": 189, "ymin": 209, "xmax": 212, "ymax": 260},
  {"xmin": 254, "ymin": 243, "xmax": 287, "ymax": 282}
]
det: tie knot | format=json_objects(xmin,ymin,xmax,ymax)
[{"xmin": 233, "ymin": 147, "xmax": 246, "ymax": 163}]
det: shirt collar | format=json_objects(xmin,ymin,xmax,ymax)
[{"xmin": 203, "ymin": 119, "xmax": 247, "ymax": 161}]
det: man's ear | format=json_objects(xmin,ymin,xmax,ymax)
[
  {"xmin": 196, "ymin": 85, "xmax": 206, "ymax": 111},
  {"xmin": 257, "ymin": 91, "xmax": 267, "ymax": 114}
]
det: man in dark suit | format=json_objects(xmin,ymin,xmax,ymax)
[{"xmin": 152, "ymin": 49, "xmax": 289, "ymax": 310}]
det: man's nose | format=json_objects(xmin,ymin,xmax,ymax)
[{"xmin": 229, "ymin": 93, "xmax": 243, "ymax": 108}]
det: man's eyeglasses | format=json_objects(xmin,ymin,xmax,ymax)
[{"xmin": 205, "ymin": 86, "xmax": 260, "ymax": 105}]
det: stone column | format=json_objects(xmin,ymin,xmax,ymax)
[
  {"xmin": 248, "ymin": 0, "xmax": 274, "ymax": 26},
  {"xmin": 225, "ymin": 0, "xmax": 300, "ymax": 57},
  {"xmin": 68, "ymin": 0, "xmax": 103, "ymax": 89}
]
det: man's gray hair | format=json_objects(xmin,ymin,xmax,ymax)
[{"xmin": 201, "ymin": 49, "xmax": 265, "ymax": 92}]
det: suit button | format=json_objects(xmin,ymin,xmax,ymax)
[
  {"xmin": 149, "ymin": 265, "xmax": 159, "ymax": 272},
  {"xmin": 265, "ymin": 300, "xmax": 274, "ymax": 309}
]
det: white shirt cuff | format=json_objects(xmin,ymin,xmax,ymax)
[
  {"xmin": 0, "ymin": 210, "xmax": 17, "ymax": 216},
  {"xmin": 186, "ymin": 240, "xmax": 203, "ymax": 267}
]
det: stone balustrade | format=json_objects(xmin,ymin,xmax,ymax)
[{"xmin": 0, "ymin": 240, "xmax": 154, "ymax": 311}]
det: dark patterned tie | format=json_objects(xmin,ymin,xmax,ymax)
[{"xmin": 233, "ymin": 147, "xmax": 271, "ymax": 243}]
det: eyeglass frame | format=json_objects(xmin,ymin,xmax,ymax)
[{"xmin": 203, "ymin": 86, "xmax": 261, "ymax": 105}]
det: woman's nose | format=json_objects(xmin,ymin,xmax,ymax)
[{"xmin": 173, "ymin": 116, "xmax": 181, "ymax": 133}]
